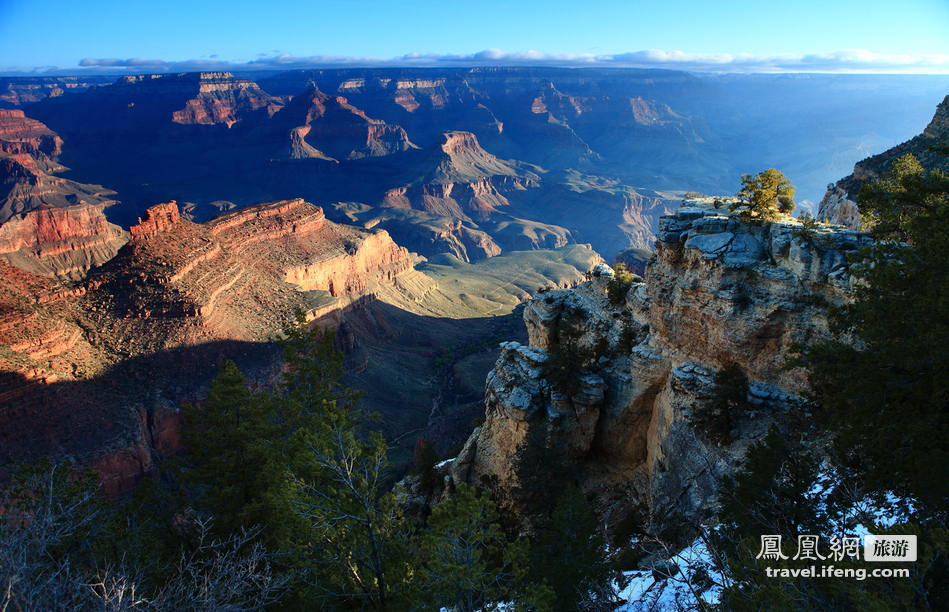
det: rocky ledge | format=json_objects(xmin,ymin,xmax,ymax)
[{"xmin": 448, "ymin": 198, "xmax": 870, "ymax": 524}]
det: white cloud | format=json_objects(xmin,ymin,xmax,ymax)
[{"xmin": 20, "ymin": 48, "xmax": 949, "ymax": 76}]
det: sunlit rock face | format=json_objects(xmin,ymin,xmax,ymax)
[
  {"xmin": 0, "ymin": 198, "xmax": 414, "ymax": 495},
  {"xmin": 0, "ymin": 109, "xmax": 124, "ymax": 278},
  {"xmin": 452, "ymin": 199, "xmax": 870, "ymax": 522}
]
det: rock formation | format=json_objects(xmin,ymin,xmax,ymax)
[
  {"xmin": 818, "ymin": 94, "xmax": 949, "ymax": 228},
  {"xmin": 0, "ymin": 203, "xmax": 128, "ymax": 279},
  {"xmin": 0, "ymin": 198, "xmax": 413, "ymax": 493},
  {"xmin": 267, "ymin": 85, "xmax": 416, "ymax": 161},
  {"xmin": 450, "ymin": 198, "xmax": 870, "ymax": 523},
  {"xmin": 0, "ymin": 109, "xmax": 126, "ymax": 278}
]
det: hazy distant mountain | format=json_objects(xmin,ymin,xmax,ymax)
[{"xmin": 17, "ymin": 68, "xmax": 949, "ymax": 260}]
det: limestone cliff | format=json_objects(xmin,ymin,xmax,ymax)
[{"xmin": 450, "ymin": 198, "xmax": 870, "ymax": 523}]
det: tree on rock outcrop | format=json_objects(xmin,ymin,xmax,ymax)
[{"xmin": 732, "ymin": 168, "xmax": 796, "ymax": 221}]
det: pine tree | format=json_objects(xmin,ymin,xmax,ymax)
[
  {"xmin": 793, "ymin": 153, "xmax": 949, "ymax": 515},
  {"xmin": 417, "ymin": 482, "xmax": 551, "ymax": 612},
  {"xmin": 179, "ymin": 359, "xmax": 307, "ymax": 552},
  {"xmin": 529, "ymin": 484, "xmax": 614, "ymax": 611},
  {"xmin": 276, "ymin": 309, "xmax": 415, "ymax": 610},
  {"xmin": 731, "ymin": 168, "xmax": 796, "ymax": 221}
]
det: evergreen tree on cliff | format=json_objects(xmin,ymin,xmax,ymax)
[
  {"xmin": 731, "ymin": 168, "xmax": 796, "ymax": 221},
  {"xmin": 794, "ymin": 153, "xmax": 949, "ymax": 515},
  {"xmin": 180, "ymin": 360, "xmax": 304, "ymax": 550},
  {"xmin": 789, "ymin": 152, "xmax": 949, "ymax": 607}
]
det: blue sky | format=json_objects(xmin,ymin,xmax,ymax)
[{"xmin": 1, "ymin": 0, "xmax": 948, "ymax": 74}]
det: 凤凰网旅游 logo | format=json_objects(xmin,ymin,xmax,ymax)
[{"xmin": 756, "ymin": 533, "xmax": 916, "ymax": 562}]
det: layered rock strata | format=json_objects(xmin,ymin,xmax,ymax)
[
  {"xmin": 0, "ymin": 198, "xmax": 413, "ymax": 493},
  {"xmin": 451, "ymin": 199, "xmax": 870, "ymax": 522},
  {"xmin": 0, "ymin": 109, "xmax": 125, "ymax": 278}
]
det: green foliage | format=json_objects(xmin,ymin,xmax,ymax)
[
  {"xmin": 714, "ymin": 426, "xmax": 947, "ymax": 611},
  {"xmin": 528, "ymin": 485, "xmax": 614, "ymax": 611},
  {"xmin": 543, "ymin": 308, "xmax": 592, "ymax": 397},
  {"xmin": 508, "ymin": 424, "xmax": 616, "ymax": 609},
  {"xmin": 731, "ymin": 168, "xmax": 796, "ymax": 221},
  {"xmin": 180, "ymin": 360, "xmax": 300, "ymax": 549},
  {"xmin": 1, "ymin": 460, "xmax": 289, "ymax": 610},
  {"xmin": 508, "ymin": 422, "xmax": 581, "ymax": 526},
  {"xmin": 606, "ymin": 262, "xmax": 635, "ymax": 305},
  {"xmin": 857, "ymin": 153, "xmax": 949, "ymax": 241},
  {"xmin": 792, "ymin": 154, "xmax": 949, "ymax": 516},
  {"xmin": 792, "ymin": 211, "xmax": 820, "ymax": 242},
  {"xmin": 410, "ymin": 438, "xmax": 440, "ymax": 495},
  {"xmin": 688, "ymin": 362, "xmax": 749, "ymax": 445},
  {"xmin": 717, "ymin": 426, "xmax": 826, "ymax": 545},
  {"xmin": 418, "ymin": 482, "xmax": 552, "ymax": 612},
  {"xmin": 0, "ymin": 459, "xmax": 108, "ymax": 609}
]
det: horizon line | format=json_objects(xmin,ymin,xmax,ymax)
[{"xmin": 4, "ymin": 48, "xmax": 949, "ymax": 77}]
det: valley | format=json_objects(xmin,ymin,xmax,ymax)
[{"xmin": 0, "ymin": 66, "xmax": 946, "ymax": 489}]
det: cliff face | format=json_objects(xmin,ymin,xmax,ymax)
[
  {"xmin": 819, "ymin": 94, "xmax": 949, "ymax": 228},
  {"xmin": 0, "ymin": 198, "xmax": 413, "ymax": 493},
  {"xmin": 0, "ymin": 203, "xmax": 128, "ymax": 279},
  {"xmin": 451, "ymin": 199, "xmax": 870, "ymax": 521},
  {"xmin": 0, "ymin": 109, "xmax": 63, "ymax": 168},
  {"xmin": 0, "ymin": 109, "xmax": 125, "ymax": 278}
]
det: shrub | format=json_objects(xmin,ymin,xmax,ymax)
[
  {"xmin": 689, "ymin": 362, "xmax": 749, "ymax": 445},
  {"xmin": 606, "ymin": 263, "xmax": 635, "ymax": 305}
]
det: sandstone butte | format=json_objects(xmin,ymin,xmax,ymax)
[
  {"xmin": 421, "ymin": 198, "xmax": 872, "ymax": 526},
  {"xmin": 0, "ymin": 198, "xmax": 412, "ymax": 494}
]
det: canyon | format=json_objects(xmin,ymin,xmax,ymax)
[
  {"xmin": 0, "ymin": 197, "xmax": 418, "ymax": 492},
  {"xmin": 0, "ymin": 67, "xmax": 946, "ymax": 497}
]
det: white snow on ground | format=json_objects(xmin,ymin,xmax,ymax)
[
  {"xmin": 615, "ymin": 535, "xmax": 724, "ymax": 611},
  {"xmin": 612, "ymin": 467, "xmax": 917, "ymax": 611}
]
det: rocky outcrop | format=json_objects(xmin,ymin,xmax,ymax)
[
  {"xmin": 0, "ymin": 110, "xmax": 124, "ymax": 278},
  {"xmin": 0, "ymin": 203, "xmax": 128, "ymax": 279},
  {"xmin": 819, "ymin": 94, "xmax": 949, "ymax": 228},
  {"xmin": 0, "ymin": 198, "xmax": 413, "ymax": 493},
  {"xmin": 130, "ymin": 201, "xmax": 181, "ymax": 238},
  {"xmin": 451, "ymin": 199, "xmax": 870, "ymax": 522}
]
